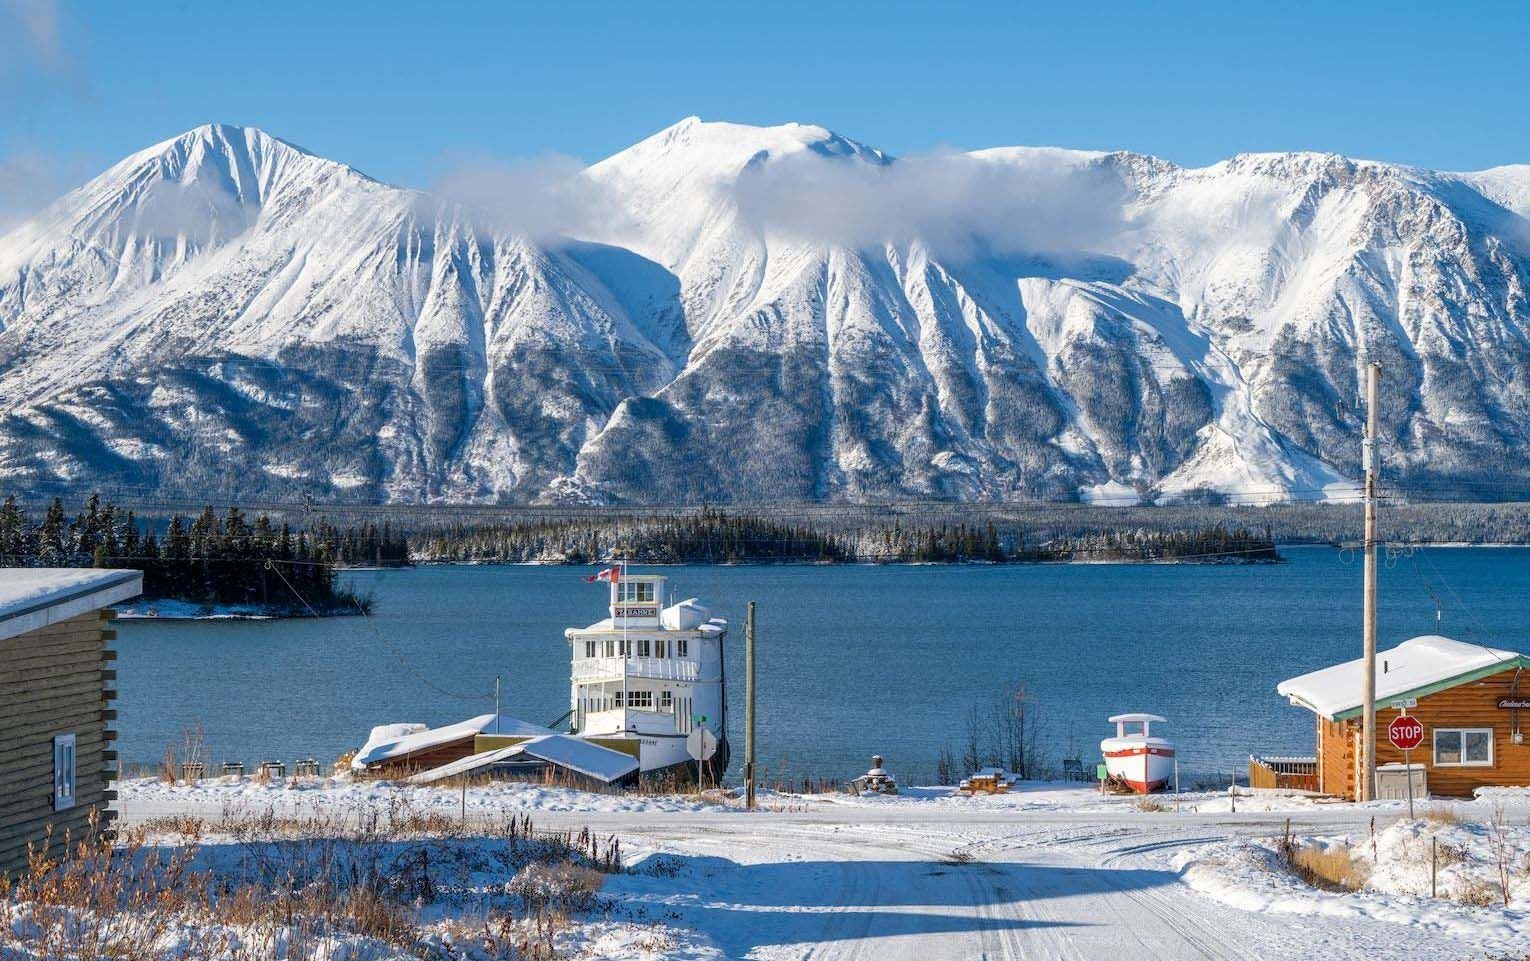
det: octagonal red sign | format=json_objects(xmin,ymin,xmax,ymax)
[{"xmin": 1388, "ymin": 714, "xmax": 1424, "ymax": 751}]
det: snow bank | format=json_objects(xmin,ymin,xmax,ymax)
[
  {"xmin": 1174, "ymin": 813, "xmax": 1530, "ymax": 949},
  {"xmin": 119, "ymin": 775, "xmax": 717, "ymax": 817}
]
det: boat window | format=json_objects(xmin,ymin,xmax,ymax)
[
  {"xmin": 1433, "ymin": 728, "xmax": 1493, "ymax": 766},
  {"xmin": 584, "ymin": 641, "xmax": 596, "ymax": 658},
  {"xmin": 618, "ymin": 581, "xmax": 655, "ymax": 603},
  {"xmin": 628, "ymin": 690, "xmax": 654, "ymax": 709},
  {"xmin": 614, "ymin": 690, "xmax": 624, "ymax": 707},
  {"xmin": 677, "ymin": 639, "xmax": 689, "ymax": 657},
  {"xmin": 603, "ymin": 640, "xmax": 616, "ymax": 658},
  {"xmin": 637, "ymin": 639, "xmax": 651, "ymax": 658},
  {"xmin": 660, "ymin": 690, "xmax": 673, "ymax": 710},
  {"xmin": 655, "ymin": 640, "xmax": 667, "ymax": 659}
]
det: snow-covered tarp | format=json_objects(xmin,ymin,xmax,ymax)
[
  {"xmin": 352, "ymin": 713, "xmax": 554, "ymax": 770},
  {"xmin": 0, "ymin": 567, "xmax": 141, "ymax": 641},
  {"xmin": 1277, "ymin": 635, "xmax": 1527, "ymax": 719},
  {"xmin": 409, "ymin": 735, "xmax": 639, "ymax": 785}
]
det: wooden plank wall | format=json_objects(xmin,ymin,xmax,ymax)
[
  {"xmin": 0, "ymin": 610, "xmax": 115, "ymax": 876},
  {"xmin": 1372, "ymin": 667, "xmax": 1528, "ymax": 797},
  {"xmin": 1314, "ymin": 666, "xmax": 1529, "ymax": 799}
]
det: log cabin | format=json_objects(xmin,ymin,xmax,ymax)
[
  {"xmin": 1269, "ymin": 634, "xmax": 1530, "ymax": 799},
  {"xmin": 0, "ymin": 569, "xmax": 142, "ymax": 875}
]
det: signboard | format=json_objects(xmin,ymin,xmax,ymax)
[
  {"xmin": 614, "ymin": 605, "xmax": 658, "ymax": 618},
  {"xmin": 686, "ymin": 727, "xmax": 718, "ymax": 761},
  {"xmin": 1388, "ymin": 714, "xmax": 1425, "ymax": 751},
  {"xmin": 1498, "ymin": 698, "xmax": 1530, "ymax": 710}
]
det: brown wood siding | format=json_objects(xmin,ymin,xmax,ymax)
[
  {"xmin": 0, "ymin": 611, "xmax": 115, "ymax": 876},
  {"xmin": 363, "ymin": 736, "xmax": 479, "ymax": 777},
  {"xmin": 1308, "ymin": 665, "xmax": 1530, "ymax": 800},
  {"xmin": 1371, "ymin": 666, "xmax": 1529, "ymax": 798}
]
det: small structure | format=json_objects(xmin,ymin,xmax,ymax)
[
  {"xmin": 1275, "ymin": 635, "xmax": 1530, "ymax": 799},
  {"xmin": 407, "ymin": 734, "xmax": 640, "ymax": 789},
  {"xmin": 0, "ymin": 569, "xmax": 142, "ymax": 876},
  {"xmin": 958, "ymin": 767, "xmax": 1014, "ymax": 795},
  {"xmin": 848, "ymin": 755, "xmax": 898, "ymax": 795},
  {"xmin": 351, "ymin": 713, "xmax": 555, "ymax": 777},
  {"xmin": 1100, "ymin": 713, "xmax": 1175, "ymax": 794}
]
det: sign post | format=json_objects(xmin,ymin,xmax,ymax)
[{"xmin": 1388, "ymin": 702, "xmax": 1423, "ymax": 819}]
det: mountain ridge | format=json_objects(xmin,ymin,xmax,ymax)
[{"xmin": 1, "ymin": 119, "xmax": 1528, "ymax": 505}]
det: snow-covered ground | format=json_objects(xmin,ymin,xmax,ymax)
[{"xmin": 100, "ymin": 777, "xmax": 1530, "ymax": 958}]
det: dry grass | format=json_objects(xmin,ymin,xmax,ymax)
[
  {"xmin": 0, "ymin": 800, "xmax": 626, "ymax": 960},
  {"xmin": 1424, "ymin": 806, "xmax": 1461, "ymax": 825},
  {"xmin": 1288, "ymin": 844, "xmax": 1369, "ymax": 892},
  {"xmin": 1456, "ymin": 877, "xmax": 1502, "ymax": 907},
  {"xmin": 1133, "ymin": 796, "xmax": 1169, "ymax": 812}
]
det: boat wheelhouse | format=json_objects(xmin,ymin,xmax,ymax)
[
  {"xmin": 564, "ymin": 571, "xmax": 729, "ymax": 780},
  {"xmin": 1100, "ymin": 713, "xmax": 1175, "ymax": 793}
]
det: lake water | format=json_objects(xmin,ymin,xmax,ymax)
[{"xmin": 114, "ymin": 546, "xmax": 1530, "ymax": 783}]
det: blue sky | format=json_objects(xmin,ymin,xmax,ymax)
[{"xmin": 2, "ymin": 0, "xmax": 1528, "ymax": 202}]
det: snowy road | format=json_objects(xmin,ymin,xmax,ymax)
[
  {"xmin": 116, "ymin": 786, "xmax": 1512, "ymax": 960},
  {"xmin": 589, "ymin": 812, "xmax": 1487, "ymax": 960}
]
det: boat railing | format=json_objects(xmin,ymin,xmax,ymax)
[
  {"xmin": 572, "ymin": 656, "xmax": 700, "ymax": 683},
  {"xmin": 1249, "ymin": 754, "xmax": 1319, "ymax": 792}
]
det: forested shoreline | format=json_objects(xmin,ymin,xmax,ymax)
[
  {"xmin": 0, "ymin": 495, "xmax": 407, "ymax": 615},
  {"xmin": 411, "ymin": 509, "xmax": 1279, "ymax": 565}
]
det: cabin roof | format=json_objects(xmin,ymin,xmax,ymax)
[
  {"xmin": 406, "ymin": 735, "xmax": 639, "ymax": 784},
  {"xmin": 1277, "ymin": 635, "xmax": 1529, "ymax": 721},
  {"xmin": 352, "ymin": 712, "xmax": 554, "ymax": 769},
  {"xmin": 0, "ymin": 568, "xmax": 142, "ymax": 641}
]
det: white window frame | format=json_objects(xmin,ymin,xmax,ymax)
[
  {"xmin": 584, "ymin": 640, "xmax": 596, "ymax": 658},
  {"xmin": 637, "ymin": 639, "xmax": 651, "ymax": 658},
  {"xmin": 53, "ymin": 733, "xmax": 76, "ymax": 811},
  {"xmin": 660, "ymin": 690, "xmax": 673, "ymax": 710},
  {"xmin": 627, "ymin": 690, "xmax": 654, "ymax": 709},
  {"xmin": 655, "ymin": 639, "xmax": 668, "ymax": 659},
  {"xmin": 603, "ymin": 640, "xmax": 616, "ymax": 658},
  {"xmin": 1433, "ymin": 727, "xmax": 1493, "ymax": 767},
  {"xmin": 677, "ymin": 639, "xmax": 689, "ymax": 658}
]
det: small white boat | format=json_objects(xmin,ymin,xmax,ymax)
[{"xmin": 1100, "ymin": 713, "xmax": 1175, "ymax": 793}]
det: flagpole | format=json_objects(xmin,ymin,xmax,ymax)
[{"xmin": 619, "ymin": 560, "xmax": 629, "ymax": 736}]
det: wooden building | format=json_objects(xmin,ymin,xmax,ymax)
[
  {"xmin": 1272, "ymin": 635, "xmax": 1530, "ymax": 799},
  {"xmin": 349, "ymin": 713, "xmax": 557, "ymax": 777},
  {"xmin": 1, "ymin": 569, "xmax": 141, "ymax": 875}
]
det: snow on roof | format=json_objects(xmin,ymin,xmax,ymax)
[
  {"xmin": 0, "ymin": 568, "xmax": 142, "ymax": 641},
  {"xmin": 406, "ymin": 735, "xmax": 639, "ymax": 785},
  {"xmin": 1277, "ymin": 635, "xmax": 1528, "ymax": 720},
  {"xmin": 1109, "ymin": 713, "xmax": 1166, "ymax": 724},
  {"xmin": 352, "ymin": 713, "xmax": 554, "ymax": 769}
]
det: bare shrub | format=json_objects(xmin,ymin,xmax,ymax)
[
  {"xmin": 1424, "ymin": 806, "xmax": 1461, "ymax": 825},
  {"xmin": 1456, "ymin": 877, "xmax": 1501, "ymax": 908},
  {"xmin": 1276, "ymin": 824, "xmax": 1367, "ymax": 892}
]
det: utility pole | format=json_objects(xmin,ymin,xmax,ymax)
[
  {"xmin": 745, "ymin": 601, "xmax": 757, "ymax": 811},
  {"xmin": 1360, "ymin": 362, "xmax": 1381, "ymax": 802}
]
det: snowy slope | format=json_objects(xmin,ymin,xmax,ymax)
[{"xmin": 1, "ymin": 120, "xmax": 1528, "ymax": 504}]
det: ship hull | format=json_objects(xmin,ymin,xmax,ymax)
[{"xmin": 1100, "ymin": 741, "xmax": 1175, "ymax": 793}]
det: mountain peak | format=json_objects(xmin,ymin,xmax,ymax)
[{"xmin": 593, "ymin": 116, "xmax": 887, "ymax": 184}]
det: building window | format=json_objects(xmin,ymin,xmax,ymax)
[
  {"xmin": 1433, "ymin": 728, "xmax": 1493, "ymax": 767},
  {"xmin": 655, "ymin": 640, "xmax": 668, "ymax": 659},
  {"xmin": 628, "ymin": 690, "xmax": 654, "ymax": 709},
  {"xmin": 603, "ymin": 640, "xmax": 616, "ymax": 658},
  {"xmin": 637, "ymin": 639, "xmax": 651, "ymax": 658},
  {"xmin": 584, "ymin": 640, "xmax": 596, "ymax": 658},
  {"xmin": 618, "ymin": 581, "xmax": 655, "ymax": 603},
  {"xmin": 677, "ymin": 639, "xmax": 689, "ymax": 657},
  {"xmin": 660, "ymin": 690, "xmax": 673, "ymax": 710},
  {"xmin": 53, "ymin": 733, "xmax": 76, "ymax": 811}
]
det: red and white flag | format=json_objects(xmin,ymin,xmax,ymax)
[{"xmin": 583, "ymin": 566, "xmax": 619, "ymax": 584}]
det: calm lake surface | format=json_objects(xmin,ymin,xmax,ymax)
[{"xmin": 114, "ymin": 546, "xmax": 1530, "ymax": 783}]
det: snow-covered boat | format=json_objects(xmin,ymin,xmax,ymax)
[
  {"xmin": 564, "ymin": 569, "xmax": 729, "ymax": 782},
  {"xmin": 1100, "ymin": 713, "xmax": 1174, "ymax": 793}
]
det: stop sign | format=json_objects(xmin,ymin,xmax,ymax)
[{"xmin": 1389, "ymin": 714, "xmax": 1425, "ymax": 751}]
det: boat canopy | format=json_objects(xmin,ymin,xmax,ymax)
[{"xmin": 1108, "ymin": 713, "xmax": 1166, "ymax": 725}]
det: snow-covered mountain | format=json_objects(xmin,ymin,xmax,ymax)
[{"xmin": 1, "ymin": 119, "xmax": 1527, "ymax": 504}]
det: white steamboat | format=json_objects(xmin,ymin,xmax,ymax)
[
  {"xmin": 564, "ymin": 570, "xmax": 729, "ymax": 781},
  {"xmin": 1100, "ymin": 713, "xmax": 1175, "ymax": 794}
]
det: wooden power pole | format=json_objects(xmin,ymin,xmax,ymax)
[
  {"xmin": 745, "ymin": 600, "xmax": 757, "ymax": 810},
  {"xmin": 1360, "ymin": 362, "xmax": 1381, "ymax": 802}
]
